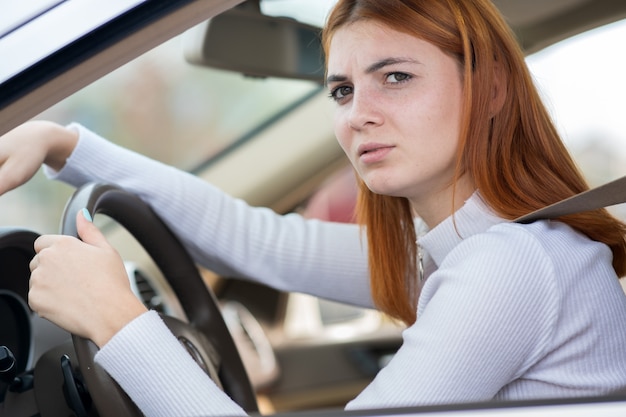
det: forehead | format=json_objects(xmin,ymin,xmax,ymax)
[
  {"xmin": 326, "ymin": 20, "xmax": 439, "ymax": 73},
  {"xmin": 329, "ymin": 20, "xmax": 413, "ymax": 53}
]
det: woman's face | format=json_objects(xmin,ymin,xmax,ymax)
[{"xmin": 327, "ymin": 21, "xmax": 473, "ymax": 225}]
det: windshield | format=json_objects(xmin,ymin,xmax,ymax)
[
  {"xmin": 39, "ymin": 36, "xmax": 321, "ymax": 169},
  {"xmin": 0, "ymin": 0, "xmax": 336, "ymax": 233}
]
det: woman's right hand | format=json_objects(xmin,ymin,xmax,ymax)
[{"xmin": 0, "ymin": 121, "xmax": 78, "ymax": 195}]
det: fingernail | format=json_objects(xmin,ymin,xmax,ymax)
[{"xmin": 81, "ymin": 208, "xmax": 93, "ymax": 222}]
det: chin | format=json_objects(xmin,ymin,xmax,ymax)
[{"xmin": 362, "ymin": 180, "xmax": 405, "ymax": 198}]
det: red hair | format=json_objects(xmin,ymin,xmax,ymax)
[{"xmin": 322, "ymin": 0, "xmax": 626, "ymax": 324}]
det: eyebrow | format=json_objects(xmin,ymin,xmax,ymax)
[{"xmin": 326, "ymin": 57, "xmax": 421, "ymax": 85}]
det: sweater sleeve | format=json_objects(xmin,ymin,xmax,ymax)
[
  {"xmin": 346, "ymin": 224, "xmax": 559, "ymax": 408},
  {"xmin": 95, "ymin": 311, "xmax": 247, "ymax": 417},
  {"xmin": 46, "ymin": 124, "xmax": 373, "ymax": 308}
]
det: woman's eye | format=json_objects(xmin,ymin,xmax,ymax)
[
  {"xmin": 329, "ymin": 86, "xmax": 353, "ymax": 101},
  {"xmin": 386, "ymin": 72, "xmax": 411, "ymax": 83}
]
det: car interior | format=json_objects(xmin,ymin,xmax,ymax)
[{"xmin": 1, "ymin": 0, "xmax": 626, "ymax": 416}]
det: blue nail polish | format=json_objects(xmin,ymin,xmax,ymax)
[{"xmin": 82, "ymin": 208, "xmax": 93, "ymax": 222}]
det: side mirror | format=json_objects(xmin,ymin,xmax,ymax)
[{"xmin": 183, "ymin": 7, "xmax": 325, "ymax": 83}]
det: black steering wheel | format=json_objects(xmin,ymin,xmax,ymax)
[{"xmin": 60, "ymin": 183, "xmax": 258, "ymax": 416}]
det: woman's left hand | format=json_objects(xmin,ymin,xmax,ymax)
[{"xmin": 28, "ymin": 209, "xmax": 148, "ymax": 347}]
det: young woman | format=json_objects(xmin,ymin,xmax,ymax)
[{"xmin": 1, "ymin": 0, "xmax": 626, "ymax": 415}]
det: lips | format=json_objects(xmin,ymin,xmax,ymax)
[
  {"xmin": 357, "ymin": 143, "xmax": 394, "ymax": 164},
  {"xmin": 357, "ymin": 143, "xmax": 393, "ymax": 156}
]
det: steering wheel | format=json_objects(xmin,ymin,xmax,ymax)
[{"xmin": 60, "ymin": 183, "xmax": 258, "ymax": 416}]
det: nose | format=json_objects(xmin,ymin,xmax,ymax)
[{"xmin": 347, "ymin": 88, "xmax": 383, "ymax": 130}]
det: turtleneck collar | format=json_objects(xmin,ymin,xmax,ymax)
[{"xmin": 417, "ymin": 192, "xmax": 505, "ymax": 270}]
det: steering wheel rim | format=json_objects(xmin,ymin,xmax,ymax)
[{"xmin": 61, "ymin": 183, "xmax": 258, "ymax": 416}]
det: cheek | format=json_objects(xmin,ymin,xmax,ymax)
[{"xmin": 333, "ymin": 112, "xmax": 352, "ymax": 154}]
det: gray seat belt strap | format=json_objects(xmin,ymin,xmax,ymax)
[{"xmin": 515, "ymin": 175, "xmax": 626, "ymax": 224}]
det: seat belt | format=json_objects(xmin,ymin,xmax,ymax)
[{"xmin": 515, "ymin": 175, "xmax": 626, "ymax": 224}]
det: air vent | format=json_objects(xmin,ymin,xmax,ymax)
[{"xmin": 129, "ymin": 267, "xmax": 165, "ymax": 314}]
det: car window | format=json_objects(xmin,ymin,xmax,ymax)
[
  {"xmin": 526, "ymin": 18, "xmax": 626, "ymax": 218},
  {"xmin": 39, "ymin": 36, "xmax": 320, "ymax": 169},
  {"xmin": 0, "ymin": 32, "xmax": 319, "ymax": 233}
]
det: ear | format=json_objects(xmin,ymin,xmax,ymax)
[{"xmin": 489, "ymin": 63, "xmax": 507, "ymax": 117}]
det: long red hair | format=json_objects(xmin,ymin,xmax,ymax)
[{"xmin": 322, "ymin": 0, "xmax": 626, "ymax": 324}]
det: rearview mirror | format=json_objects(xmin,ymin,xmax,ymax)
[{"xmin": 183, "ymin": 8, "xmax": 325, "ymax": 83}]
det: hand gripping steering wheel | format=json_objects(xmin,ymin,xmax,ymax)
[{"xmin": 60, "ymin": 183, "xmax": 258, "ymax": 416}]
